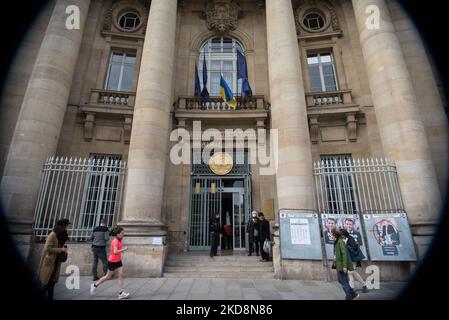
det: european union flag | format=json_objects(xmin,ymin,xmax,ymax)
[
  {"xmin": 194, "ymin": 63, "xmax": 201, "ymax": 96},
  {"xmin": 219, "ymin": 75, "xmax": 237, "ymax": 109},
  {"xmin": 200, "ymin": 54, "xmax": 210, "ymax": 102},
  {"xmin": 237, "ymin": 50, "xmax": 252, "ymax": 97}
]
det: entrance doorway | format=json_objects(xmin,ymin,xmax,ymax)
[{"xmin": 187, "ymin": 176, "xmax": 251, "ymax": 251}]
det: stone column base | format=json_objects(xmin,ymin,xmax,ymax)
[{"xmin": 121, "ymin": 236, "xmax": 168, "ymax": 277}]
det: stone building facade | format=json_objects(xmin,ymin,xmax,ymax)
[{"xmin": 0, "ymin": 0, "xmax": 447, "ymax": 281}]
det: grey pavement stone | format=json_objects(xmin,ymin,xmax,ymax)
[{"xmin": 53, "ymin": 276, "xmax": 403, "ymax": 300}]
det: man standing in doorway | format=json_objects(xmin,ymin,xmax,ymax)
[
  {"xmin": 258, "ymin": 212, "xmax": 270, "ymax": 262},
  {"xmin": 91, "ymin": 218, "xmax": 110, "ymax": 281},
  {"xmin": 210, "ymin": 213, "xmax": 221, "ymax": 258}
]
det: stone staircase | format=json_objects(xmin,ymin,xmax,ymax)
[{"xmin": 163, "ymin": 252, "xmax": 275, "ymax": 279}]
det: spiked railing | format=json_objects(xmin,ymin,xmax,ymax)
[{"xmin": 32, "ymin": 156, "xmax": 127, "ymax": 240}]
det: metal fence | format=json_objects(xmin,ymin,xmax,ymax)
[
  {"xmin": 32, "ymin": 156, "xmax": 127, "ymax": 240},
  {"xmin": 313, "ymin": 157, "xmax": 404, "ymax": 214}
]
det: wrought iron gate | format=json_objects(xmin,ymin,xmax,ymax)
[{"xmin": 187, "ymin": 175, "xmax": 252, "ymax": 250}]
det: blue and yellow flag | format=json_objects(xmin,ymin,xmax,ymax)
[{"xmin": 219, "ymin": 75, "xmax": 237, "ymax": 109}]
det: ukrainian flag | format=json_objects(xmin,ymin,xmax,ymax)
[{"xmin": 219, "ymin": 75, "xmax": 237, "ymax": 109}]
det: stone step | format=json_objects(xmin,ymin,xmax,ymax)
[
  {"xmin": 167, "ymin": 256, "xmax": 264, "ymax": 262},
  {"xmin": 163, "ymin": 272, "xmax": 276, "ymax": 279},
  {"xmin": 165, "ymin": 260, "xmax": 272, "ymax": 267},
  {"xmin": 164, "ymin": 266, "xmax": 275, "ymax": 273}
]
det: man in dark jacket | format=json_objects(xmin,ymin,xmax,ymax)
[
  {"xmin": 246, "ymin": 211, "xmax": 259, "ymax": 256},
  {"xmin": 258, "ymin": 212, "xmax": 270, "ymax": 262},
  {"xmin": 210, "ymin": 213, "xmax": 221, "ymax": 258},
  {"xmin": 91, "ymin": 218, "xmax": 109, "ymax": 281}
]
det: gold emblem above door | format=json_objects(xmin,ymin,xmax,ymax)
[{"xmin": 209, "ymin": 152, "xmax": 233, "ymax": 175}]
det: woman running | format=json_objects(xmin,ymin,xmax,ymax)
[{"xmin": 90, "ymin": 226, "xmax": 129, "ymax": 299}]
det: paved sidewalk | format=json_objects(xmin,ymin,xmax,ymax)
[{"xmin": 54, "ymin": 276, "xmax": 404, "ymax": 300}]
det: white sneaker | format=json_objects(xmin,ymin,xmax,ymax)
[
  {"xmin": 118, "ymin": 291, "xmax": 130, "ymax": 300},
  {"xmin": 90, "ymin": 283, "xmax": 96, "ymax": 295}
]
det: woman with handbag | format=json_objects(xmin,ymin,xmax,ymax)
[
  {"xmin": 332, "ymin": 228, "xmax": 359, "ymax": 300},
  {"xmin": 37, "ymin": 218, "xmax": 71, "ymax": 300}
]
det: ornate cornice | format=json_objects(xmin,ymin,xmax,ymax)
[{"xmin": 204, "ymin": 0, "xmax": 242, "ymax": 35}]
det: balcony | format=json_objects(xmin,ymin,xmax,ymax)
[
  {"xmin": 80, "ymin": 89, "xmax": 136, "ymax": 143},
  {"xmin": 305, "ymin": 89, "xmax": 363, "ymax": 144},
  {"xmin": 173, "ymin": 95, "xmax": 270, "ymax": 126}
]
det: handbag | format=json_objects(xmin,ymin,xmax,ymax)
[
  {"xmin": 263, "ymin": 239, "xmax": 271, "ymax": 254},
  {"xmin": 60, "ymin": 251, "xmax": 68, "ymax": 263},
  {"xmin": 59, "ymin": 245, "xmax": 68, "ymax": 262}
]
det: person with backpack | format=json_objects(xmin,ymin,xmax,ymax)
[
  {"xmin": 90, "ymin": 226, "xmax": 129, "ymax": 300},
  {"xmin": 91, "ymin": 218, "xmax": 109, "ymax": 281},
  {"xmin": 340, "ymin": 229, "xmax": 368, "ymax": 293},
  {"xmin": 332, "ymin": 228, "xmax": 359, "ymax": 300}
]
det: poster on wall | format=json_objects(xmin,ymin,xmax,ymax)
[
  {"xmin": 279, "ymin": 210, "xmax": 322, "ymax": 260},
  {"xmin": 363, "ymin": 212, "xmax": 417, "ymax": 261},
  {"xmin": 321, "ymin": 214, "xmax": 368, "ymax": 261}
]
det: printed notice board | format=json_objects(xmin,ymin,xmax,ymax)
[
  {"xmin": 321, "ymin": 214, "xmax": 368, "ymax": 261},
  {"xmin": 279, "ymin": 210, "xmax": 322, "ymax": 260},
  {"xmin": 363, "ymin": 212, "xmax": 417, "ymax": 261}
]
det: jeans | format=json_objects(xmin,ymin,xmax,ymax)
[
  {"xmin": 337, "ymin": 271, "xmax": 356, "ymax": 300},
  {"xmin": 92, "ymin": 246, "xmax": 108, "ymax": 277}
]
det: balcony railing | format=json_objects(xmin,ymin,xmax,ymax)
[
  {"xmin": 306, "ymin": 89, "xmax": 353, "ymax": 107},
  {"xmin": 89, "ymin": 89, "xmax": 136, "ymax": 107},
  {"xmin": 175, "ymin": 95, "xmax": 269, "ymax": 111}
]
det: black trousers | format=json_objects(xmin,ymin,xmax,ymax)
[
  {"xmin": 248, "ymin": 238, "xmax": 259, "ymax": 255},
  {"xmin": 259, "ymin": 239, "xmax": 269, "ymax": 260},
  {"xmin": 91, "ymin": 247, "xmax": 108, "ymax": 277},
  {"xmin": 210, "ymin": 232, "xmax": 219, "ymax": 256},
  {"xmin": 43, "ymin": 280, "xmax": 57, "ymax": 300}
]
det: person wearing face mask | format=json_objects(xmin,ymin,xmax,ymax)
[{"xmin": 246, "ymin": 210, "xmax": 260, "ymax": 256}]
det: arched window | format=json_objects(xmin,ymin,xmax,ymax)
[{"xmin": 198, "ymin": 37, "xmax": 244, "ymax": 96}]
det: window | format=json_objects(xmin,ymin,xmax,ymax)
[
  {"xmin": 105, "ymin": 52, "xmax": 136, "ymax": 92},
  {"xmin": 303, "ymin": 11, "xmax": 326, "ymax": 30},
  {"xmin": 78, "ymin": 154, "xmax": 122, "ymax": 230},
  {"xmin": 118, "ymin": 11, "xmax": 141, "ymax": 31},
  {"xmin": 320, "ymin": 154, "xmax": 358, "ymax": 215},
  {"xmin": 307, "ymin": 52, "xmax": 338, "ymax": 92},
  {"xmin": 198, "ymin": 37, "xmax": 244, "ymax": 96}
]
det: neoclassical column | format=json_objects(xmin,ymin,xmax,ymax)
[
  {"xmin": 266, "ymin": 0, "xmax": 316, "ymax": 210},
  {"xmin": 352, "ymin": 0, "xmax": 441, "ymax": 244},
  {"xmin": 0, "ymin": 0, "xmax": 91, "ymax": 233},
  {"xmin": 119, "ymin": 0, "xmax": 178, "ymax": 235}
]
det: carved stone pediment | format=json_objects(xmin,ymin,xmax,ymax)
[{"xmin": 205, "ymin": 0, "xmax": 242, "ymax": 35}]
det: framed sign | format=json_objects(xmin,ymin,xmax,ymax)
[
  {"xmin": 279, "ymin": 210, "xmax": 322, "ymax": 260},
  {"xmin": 321, "ymin": 214, "xmax": 368, "ymax": 261},
  {"xmin": 363, "ymin": 212, "xmax": 417, "ymax": 261}
]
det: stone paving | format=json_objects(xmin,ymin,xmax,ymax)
[{"xmin": 54, "ymin": 276, "xmax": 405, "ymax": 300}]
